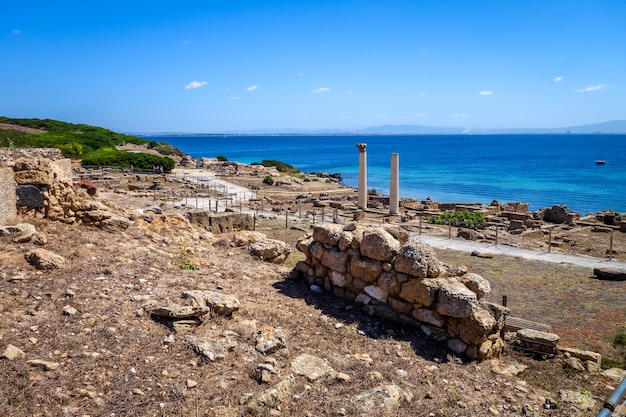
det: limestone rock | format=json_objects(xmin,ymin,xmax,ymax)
[
  {"xmin": 1, "ymin": 344, "xmax": 26, "ymax": 360},
  {"xmin": 14, "ymin": 169, "xmax": 52, "ymax": 186},
  {"xmin": 349, "ymin": 384, "xmax": 413, "ymax": 417},
  {"xmin": 447, "ymin": 307, "xmax": 497, "ymax": 345},
  {"xmin": 601, "ymin": 367, "xmax": 626, "ymax": 382},
  {"xmin": 0, "ymin": 223, "xmax": 36, "ymax": 243},
  {"xmin": 558, "ymin": 389, "xmax": 598, "ymax": 413},
  {"xmin": 255, "ymin": 327, "xmax": 287, "ymax": 354},
  {"xmin": 321, "ymin": 248, "xmax": 349, "ymax": 273},
  {"xmin": 246, "ymin": 376, "xmax": 295, "ymax": 416},
  {"xmin": 295, "ymin": 235, "xmax": 314, "ymax": 258},
  {"xmin": 182, "ymin": 290, "xmax": 240, "ymax": 316},
  {"xmin": 447, "ymin": 338, "xmax": 468, "ymax": 354},
  {"xmin": 233, "ymin": 230, "xmax": 266, "ymax": 247},
  {"xmin": 99, "ymin": 213, "xmax": 131, "ymax": 232},
  {"xmin": 461, "ymin": 273, "xmax": 491, "ymax": 299},
  {"xmin": 312, "ymin": 224, "xmax": 344, "ymax": 246},
  {"xmin": 364, "ymin": 285, "xmax": 388, "ymax": 303},
  {"xmin": 360, "ymin": 228, "xmax": 400, "ymax": 261},
  {"xmin": 435, "ymin": 281, "xmax": 478, "ymax": 318},
  {"xmin": 383, "ymin": 225, "xmax": 409, "ymax": 245},
  {"xmin": 248, "ymin": 238, "xmax": 291, "ymax": 264},
  {"xmin": 393, "ymin": 241, "xmax": 446, "ymax": 278},
  {"xmin": 349, "ymin": 257, "xmax": 382, "ymax": 282},
  {"xmin": 399, "ymin": 278, "xmax": 443, "ymax": 307},
  {"xmin": 150, "ymin": 304, "xmax": 210, "ymax": 319},
  {"xmin": 413, "ymin": 308, "xmax": 446, "ymax": 328},
  {"xmin": 27, "ymin": 359, "xmax": 60, "ymax": 371},
  {"xmin": 185, "ymin": 336, "xmax": 237, "ymax": 362},
  {"xmin": 490, "ymin": 361, "xmax": 528, "ymax": 377},
  {"xmin": 25, "ymin": 248, "xmax": 66, "ymax": 270},
  {"xmin": 290, "ymin": 354, "xmax": 335, "ymax": 381}
]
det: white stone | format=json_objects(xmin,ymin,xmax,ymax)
[{"xmin": 364, "ymin": 285, "xmax": 388, "ymax": 303}]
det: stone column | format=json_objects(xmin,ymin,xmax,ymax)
[
  {"xmin": 390, "ymin": 153, "xmax": 399, "ymax": 214},
  {"xmin": 356, "ymin": 143, "xmax": 367, "ymax": 209}
]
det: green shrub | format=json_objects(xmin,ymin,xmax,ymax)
[
  {"xmin": 216, "ymin": 155, "xmax": 228, "ymax": 161},
  {"xmin": 429, "ymin": 210, "xmax": 486, "ymax": 230},
  {"xmin": 263, "ymin": 175, "xmax": 274, "ymax": 186},
  {"xmin": 82, "ymin": 148, "xmax": 175, "ymax": 171},
  {"xmin": 259, "ymin": 159, "xmax": 299, "ymax": 174}
]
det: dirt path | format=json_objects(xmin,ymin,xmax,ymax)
[{"xmin": 416, "ymin": 235, "xmax": 626, "ymax": 272}]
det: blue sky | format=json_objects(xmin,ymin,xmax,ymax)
[{"xmin": 2, "ymin": 1, "xmax": 625, "ymax": 132}]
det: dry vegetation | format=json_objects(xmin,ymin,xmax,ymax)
[{"xmin": 0, "ymin": 172, "xmax": 625, "ymax": 417}]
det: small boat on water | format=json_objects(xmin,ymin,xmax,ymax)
[{"xmin": 596, "ymin": 160, "xmax": 606, "ymax": 165}]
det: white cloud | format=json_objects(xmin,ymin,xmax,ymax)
[
  {"xmin": 12, "ymin": 29, "xmax": 20, "ymax": 35},
  {"xmin": 311, "ymin": 87, "xmax": 330, "ymax": 94},
  {"xmin": 246, "ymin": 85, "xmax": 259, "ymax": 92},
  {"xmin": 479, "ymin": 90, "xmax": 493, "ymax": 96},
  {"xmin": 554, "ymin": 76, "xmax": 563, "ymax": 82},
  {"xmin": 574, "ymin": 84, "xmax": 608, "ymax": 93},
  {"xmin": 185, "ymin": 80, "xmax": 207, "ymax": 90}
]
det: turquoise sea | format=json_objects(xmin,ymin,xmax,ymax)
[{"xmin": 152, "ymin": 134, "xmax": 626, "ymax": 214}]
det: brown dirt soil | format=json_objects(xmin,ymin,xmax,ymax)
[
  {"xmin": 0, "ymin": 172, "xmax": 624, "ymax": 417},
  {"xmin": 0, "ymin": 123, "xmax": 47, "ymax": 135}
]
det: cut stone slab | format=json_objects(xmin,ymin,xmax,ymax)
[{"xmin": 517, "ymin": 328, "xmax": 559, "ymax": 345}]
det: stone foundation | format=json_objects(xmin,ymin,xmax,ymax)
[{"xmin": 294, "ymin": 223, "xmax": 509, "ymax": 360}]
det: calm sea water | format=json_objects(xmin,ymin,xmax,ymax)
[{"xmin": 152, "ymin": 134, "xmax": 626, "ymax": 214}]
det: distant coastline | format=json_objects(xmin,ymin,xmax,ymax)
[
  {"xmin": 133, "ymin": 119, "xmax": 626, "ymax": 136},
  {"xmin": 157, "ymin": 133, "xmax": 626, "ymax": 214}
]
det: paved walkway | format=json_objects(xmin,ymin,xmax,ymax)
[{"xmin": 414, "ymin": 235, "xmax": 626, "ymax": 272}]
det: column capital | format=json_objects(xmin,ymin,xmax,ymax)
[{"xmin": 356, "ymin": 143, "xmax": 367, "ymax": 152}]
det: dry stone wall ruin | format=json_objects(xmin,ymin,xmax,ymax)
[
  {"xmin": 0, "ymin": 149, "xmax": 130, "ymax": 231},
  {"xmin": 295, "ymin": 223, "xmax": 509, "ymax": 360}
]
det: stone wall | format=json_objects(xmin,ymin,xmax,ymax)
[
  {"xmin": 0, "ymin": 150, "xmax": 130, "ymax": 231},
  {"xmin": 187, "ymin": 210, "xmax": 253, "ymax": 234},
  {"xmin": 0, "ymin": 167, "xmax": 17, "ymax": 224},
  {"xmin": 294, "ymin": 223, "xmax": 508, "ymax": 360}
]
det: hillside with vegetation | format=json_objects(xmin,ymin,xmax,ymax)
[{"xmin": 0, "ymin": 117, "xmax": 178, "ymax": 171}]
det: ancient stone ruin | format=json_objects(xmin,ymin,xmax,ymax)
[
  {"xmin": 0, "ymin": 149, "xmax": 130, "ymax": 231},
  {"xmin": 294, "ymin": 223, "xmax": 509, "ymax": 360}
]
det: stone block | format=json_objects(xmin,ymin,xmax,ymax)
[
  {"xmin": 16, "ymin": 184, "xmax": 44, "ymax": 208},
  {"xmin": 0, "ymin": 167, "xmax": 17, "ymax": 224}
]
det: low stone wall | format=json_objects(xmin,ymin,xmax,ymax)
[
  {"xmin": 187, "ymin": 210, "xmax": 253, "ymax": 234},
  {"xmin": 294, "ymin": 223, "xmax": 508, "ymax": 360}
]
